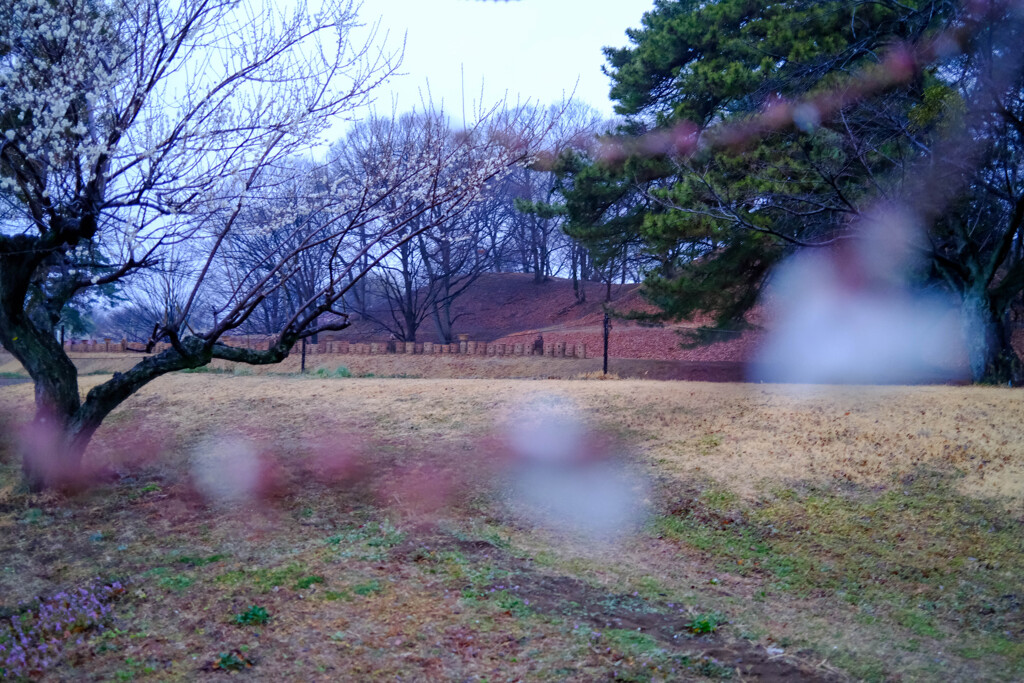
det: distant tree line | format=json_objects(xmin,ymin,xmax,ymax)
[{"xmin": 100, "ymin": 102, "xmax": 650, "ymax": 345}]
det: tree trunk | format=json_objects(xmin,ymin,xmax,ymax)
[
  {"xmin": 22, "ymin": 414, "xmax": 87, "ymax": 493},
  {"xmin": 961, "ymin": 289, "xmax": 1023, "ymax": 384},
  {"xmin": 570, "ymin": 244, "xmax": 585, "ymax": 305},
  {"xmin": 403, "ymin": 307, "xmax": 418, "ymax": 343},
  {"xmin": 12, "ymin": 333, "xmax": 238, "ymax": 490},
  {"xmin": 0, "ymin": 312, "xmax": 84, "ymax": 489},
  {"xmin": 401, "ymin": 241, "xmax": 418, "ymax": 342},
  {"xmin": 531, "ymin": 232, "xmax": 544, "ymax": 284},
  {"xmin": 24, "ymin": 370, "xmax": 86, "ymax": 492},
  {"xmin": 432, "ymin": 297, "xmax": 454, "ymax": 344}
]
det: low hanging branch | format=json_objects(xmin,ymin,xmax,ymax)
[{"xmin": 0, "ymin": 0, "xmax": 559, "ymax": 489}]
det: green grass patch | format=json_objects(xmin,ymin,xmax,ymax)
[
  {"xmin": 654, "ymin": 472, "xmax": 1024, "ymax": 672},
  {"xmin": 957, "ymin": 635, "xmax": 1024, "ymax": 661},
  {"xmin": 231, "ymin": 605, "xmax": 270, "ymax": 626},
  {"xmin": 603, "ymin": 628, "xmax": 661, "ymax": 655},
  {"xmin": 697, "ymin": 433, "xmax": 723, "ymax": 454},
  {"xmin": 157, "ymin": 574, "xmax": 194, "ymax": 592},
  {"xmin": 310, "ymin": 365, "xmax": 355, "ymax": 378},
  {"xmin": 294, "ymin": 575, "xmax": 325, "ymax": 590},
  {"xmin": 892, "ymin": 608, "xmax": 942, "ymax": 638},
  {"xmin": 145, "ymin": 566, "xmax": 195, "ymax": 592},
  {"xmin": 175, "ymin": 553, "xmax": 227, "ymax": 567},
  {"xmin": 326, "ymin": 520, "xmax": 405, "ymax": 561},
  {"xmin": 321, "ymin": 590, "xmax": 351, "ymax": 602},
  {"xmin": 351, "ymin": 579, "xmax": 383, "ymax": 596},
  {"xmin": 215, "ymin": 563, "xmax": 306, "ymax": 593},
  {"xmin": 493, "ymin": 590, "xmax": 532, "ymax": 617}
]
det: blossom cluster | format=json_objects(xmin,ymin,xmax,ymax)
[
  {"xmin": 0, "ymin": 0, "xmax": 123, "ymax": 197},
  {"xmin": 0, "ymin": 580, "xmax": 125, "ymax": 679}
]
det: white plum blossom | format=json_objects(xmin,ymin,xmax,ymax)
[{"xmin": 0, "ymin": 0, "xmax": 557, "ymax": 409}]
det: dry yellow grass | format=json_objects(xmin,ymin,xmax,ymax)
[
  {"xmin": 2, "ymin": 373, "xmax": 1019, "ymax": 505},
  {"xmin": 0, "ymin": 350, "xmax": 604, "ymax": 379},
  {"xmin": 2, "ymin": 372, "xmax": 1023, "ymax": 681}
]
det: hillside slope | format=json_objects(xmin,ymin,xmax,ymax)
[{"xmin": 343, "ymin": 272, "xmax": 761, "ymax": 362}]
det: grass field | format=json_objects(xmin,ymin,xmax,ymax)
[{"xmin": 0, "ymin": 369, "xmax": 1021, "ymax": 681}]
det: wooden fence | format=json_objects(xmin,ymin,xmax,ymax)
[{"xmin": 62, "ymin": 338, "xmax": 588, "ymax": 359}]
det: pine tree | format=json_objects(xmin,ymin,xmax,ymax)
[{"xmin": 562, "ymin": 0, "xmax": 1024, "ymax": 381}]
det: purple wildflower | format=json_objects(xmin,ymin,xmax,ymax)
[{"xmin": 0, "ymin": 579, "xmax": 124, "ymax": 679}]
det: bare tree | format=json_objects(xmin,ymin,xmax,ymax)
[
  {"xmin": 417, "ymin": 200, "xmax": 491, "ymax": 343},
  {"xmin": 330, "ymin": 109, "xmax": 556, "ymax": 343},
  {"xmin": 505, "ymin": 103, "xmax": 608, "ymax": 296},
  {"xmin": 0, "ymin": 0, "xmax": 549, "ymax": 489},
  {"xmin": 327, "ymin": 113, "xmax": 448, "ymax": 342},
  {"xmin": 214, "ymin": 160, "xmax": 335, "ymax": 338}
]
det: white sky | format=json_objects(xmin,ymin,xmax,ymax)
[{"xmin": 358, "ymin": 0, "xmax": 655, "ymax": 120}]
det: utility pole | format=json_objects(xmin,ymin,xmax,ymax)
[
  {"xmin": 603, "ymin": 311, "xmax": 611, "ymax": 376},
  {"xmin": 301, "ymin": 337, "xmax": 307, "ymax": 374},
  {"xmin": 603, "ymin": 274, "xmax": 613, "ymax": 376}
]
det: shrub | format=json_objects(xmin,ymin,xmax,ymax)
[
  {"xmin": 686, "ymin": 612, "xmax": 726, "ymax": 635},
  {"xmin": 212, "ymin": 650, "xmax": 254, "ymax": 671},
  {"xmin": 231, "ymin": 605, "xmax": 269, "ymax": 626}
]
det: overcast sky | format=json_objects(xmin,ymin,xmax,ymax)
[{"xmin": 358, "ymin": 0, "xmax": 655, "ymax": 121}]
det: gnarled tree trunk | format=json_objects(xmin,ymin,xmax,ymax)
[{"xmin": 961, "ymin": 288, "xmax": 1023, "ymax": 384}]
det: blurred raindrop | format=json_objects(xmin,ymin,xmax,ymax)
[
  {"xmin": 502, "ymin": 396, "xmax": 648, "ymax": 541},
  {"xmin": 189, "ymin": 435, "xmax": 262, "ymax": 504},
  {"xmin": 751, "ymin": 205, "xmax": 968, "ymax": 385}
]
